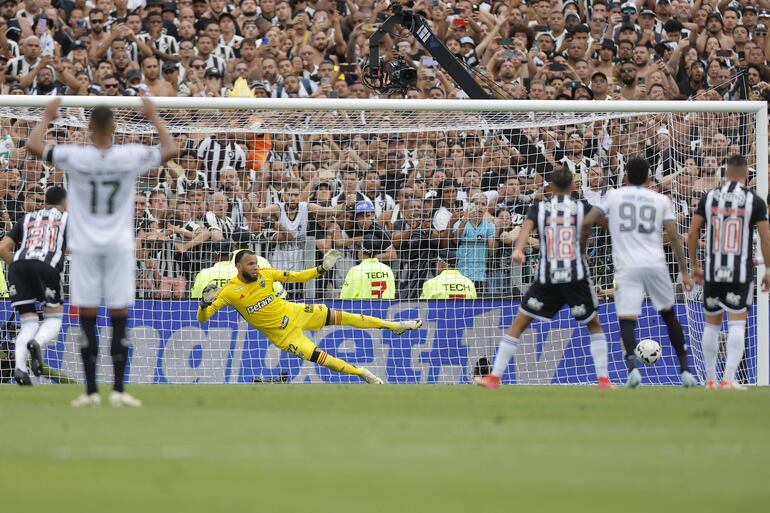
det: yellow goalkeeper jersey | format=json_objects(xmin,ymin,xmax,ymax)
[
  {"xmin": 340, "ymin": 258, "xmax": 396, "ymax": 299},
  {"xmin": 190, "ymin": 255, "xmax": 285, "ymax": 299},
  {"xmin": 420, "ymin": 270, "xmax": 477, "ymax": 299},
  {"xmin": 197, "ymin": 267, "xmax": 321, "ymax": 342}
]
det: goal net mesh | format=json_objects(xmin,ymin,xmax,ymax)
[{"xmin": 0, "ymin": 102, "xmax": 761, "ymax": 385}]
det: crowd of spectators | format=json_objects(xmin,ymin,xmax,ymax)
[{"xmin": 0, "ymin": 0, "xmax": 767, "ymax": 300}]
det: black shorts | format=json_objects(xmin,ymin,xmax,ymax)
[
  {"xmin": 7, "ymin": 260, "xmax": 63, "ymax": 313},
  {"xmin": 520, "ymin": 279, "xmax": 598, "ymax": 324},
  {"xmin": 703, "ymin": 280, "xmax": 754, "ymax": 314}
]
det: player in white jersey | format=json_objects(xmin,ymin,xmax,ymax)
[
  {"xmin": 581, "ymin": 157, "xmax": 697, "ymax": 388},
  {"xmin": 27, "ymin": 98, "xmax": 178, "ymax": 407}
]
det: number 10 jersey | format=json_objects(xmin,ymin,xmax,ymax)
[{"xmin": 695, "ymin": 181, "xmax": 768, "ymax": 284}]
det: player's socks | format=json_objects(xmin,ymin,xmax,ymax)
[
  {"xmin": 619, "ymin": 319, "xmax": 637, "ymax": 370},
  {"xmin": 334, "ymin": 311, "xmax": 398, "ymax": 331},
  {"xmin": 14, "ymin": 316, "xmax": 39, "ymax": 374},
  {"xmin": 311, "ymin": 348, "xmax": 366, "ymax": 378},
  {"xmin": 491, "ymin": 335, "xmax": 518, "ymax": 377},
  {"xmin": 34, "ymin": 313, "xmax": 63, "ymax": 346},
  {"xmin": 79, "ymin": 316, "xmax": 100, "ymax": 395},
  {"xmin": 589, "ymin": 332, "xmax": 609, "ymax": 380},
  {"xmin": 660, "ymin": 309, "xmax": 690, "ymax": 372},
  {"xmin": 723, "ymin": 320, "xmax": 747, "ymax": 383},
  {"xmin": 110, "ymin": 315, "xmax": 129, "ymax": 393},
  {"xmin": 701, "ymin": 323, "xmax": 721, "ymax": 383}
]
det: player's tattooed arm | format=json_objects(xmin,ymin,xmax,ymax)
[
  {"xmin": 686, "ymin": 213, "xmax": 706, "ymax": 284},
  {"xmin": 580, "ymin": 207, "xmax": 604, "ymax": 254},
  {"xmin": 664, "ymin": 220, "xmax": 693, "ymax": 291}
]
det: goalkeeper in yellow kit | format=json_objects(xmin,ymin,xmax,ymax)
[{"xmin": 197, "ymin": 249, "xmax": 422, "ymax": 383}]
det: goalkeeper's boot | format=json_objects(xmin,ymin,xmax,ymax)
[
  {"xmin": 680, "ymin": 370, "xmax": 698, "ymax": 388},
  {"xmin": 473, "ymin": 375, "xmax": 500, "ymax": 389},
  {"xmin": 597, "ymin": 376, "xmax": 615, "ymax": 390},
  {"xmin": 361, "ymin": 368, "xmax": 384, "ymax": 385},
  {"xmin": 390, "ymin": 319, "xmax": 423, "ymax": 335},
  {"xmin": 14, "ymin": 368, "xmax": 32, "ymax": 386},
  {"xmin": 625, "ymin": 368, "xmax": 642, "ymax": 389},
  {"xmin": 720, "ymin": 380, "xmax": 747, "ymax": 391},
  {"xmin": 110, "ymin": 391, "xmax": 143, "ymax": 407},
  {"xmin": 26, "ymin": 340, "xmax": 44, "ymax": 377},
  {"xmin": 71, "ymin": 393, "xmax": 101, "ymax": 408},
  {"xmin": 705, "ymin": 379, "xmax": 718, "ymax": 390}
]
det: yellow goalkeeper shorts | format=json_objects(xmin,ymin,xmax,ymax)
[{"xmin": 270, "ymin": 304, "xmax": 328, "ymax": 361}]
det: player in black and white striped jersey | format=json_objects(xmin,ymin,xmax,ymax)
[
  {"xmin": 475, "ymin": 167, "xmax": 610, "ymax": 389},
  {"xmin": 0, "ymin": 187, "xmax": 67, "ymax": 386},
  {"xmin": 26, "ymin": 98, "xmax": 178, "ymax": 407},
  {"xmin": 688, "ymin": 155, "xmax": 770, "ymax": 390}
]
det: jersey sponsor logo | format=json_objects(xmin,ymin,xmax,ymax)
[
  {"xmin": 441, "ymin": 283, "xmax": 470, "ymax": 292},
  {"xmin": 550, "ymin": 268, "xmax": 572, "ymax": 283},
  {"xmin": 280, "ymin": 315, "xmax": 289, "ymax": 329},
  {"xmin": 542, "ymin": 201, "xmax": 577, "ymax": 213},
  {"xmin": 526, "ymin": 297, "xmax": 544, "ymax": 311},
  {"xmin": 304, "ymin": 305, "xmax": 314, "ymax": 313},
  {"xmin": 705, "ymin": 296, "xmax": 720, "ymax": 309},
  {"xmin": 246, "ymin": 295, "xmax": 274, "ymax": 314},
  {"xmin": 725, "ymin": 292, "xmax": 741, "ymax": 306},
  {"xmin": 233, "ymin": 286, "xmax": 244, "ymax": 292},
  {"xmin": 365, "ymin": 271, "xmax": 390, "ymax": 279},
  {"xmin": 712, "ymin": 189, "xmax": 747, "ymax": 206},
  {"xmin": 714, "ymin": 267, "xmax": 734, "ymax": 281}
]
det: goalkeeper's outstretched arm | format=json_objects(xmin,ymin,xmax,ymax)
[
  {"xmin": 270, "ymin": 249, "xmax": 343, "ymax": 283},
  {"xmin": 196, "ymin": 283, "xmax": 226, "ymax": 323}
]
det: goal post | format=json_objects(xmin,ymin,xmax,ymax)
[{"xmin": 0, "ymin": 96, "xmax": 766, "ymax": 385}]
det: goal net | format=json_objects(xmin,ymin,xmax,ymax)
[{"xmin": 0, "ymin": 97, "xmax": 766, "ymax": 386}]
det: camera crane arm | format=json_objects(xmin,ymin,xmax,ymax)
[{"xmin": 365, "ymin": 5, "xmax": 492, "ymax": 99}]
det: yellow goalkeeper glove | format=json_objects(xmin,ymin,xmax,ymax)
[{"xmin": 319, "ymin": 249, "xmax": 342, "ymax": 273}]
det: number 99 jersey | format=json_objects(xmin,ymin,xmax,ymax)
[{"xmin": 596, "ymin": 185, "xmax": 675, "ymax": 272}]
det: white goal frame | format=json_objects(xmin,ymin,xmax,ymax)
[{"xmin": 2, "ymin": 96, "xmax": 767, "ymax": 384}]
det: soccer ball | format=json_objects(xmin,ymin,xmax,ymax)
[{"xmin": 635, "ymin": 339, "xmax": 662, "ymax": 365}]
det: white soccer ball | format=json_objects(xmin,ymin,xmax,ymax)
[{"xmin": 635, "ymin": 339, "xmax": 662, "ymax": 365}]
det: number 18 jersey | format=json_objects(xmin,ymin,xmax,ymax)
[
  {"xmin": 46, "ymin": 144, "xmax": 161, "ymax": 254},
  {"xmin": 597, "ymin": 186, "xmax": 675, "ymax": 272},
  {"xmin": 528, "ymin": 195, "xmax": 592, "ymax": 285}
]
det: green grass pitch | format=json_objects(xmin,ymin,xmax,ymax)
[{"xmin": 3, "ymin": 385, "xmax": 770, "ymax": 512}]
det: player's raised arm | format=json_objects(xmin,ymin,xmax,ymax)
[
  {"xmin": 141, "ymin": 98, "xmax": 178, "ymax": 164},
  {"xmin": 268, "ymin": 250, "xmax": 343, "ymax": 283},
  {"xmin": 26, "ymin": 98, "xmax": 61, "ymax": 158}
]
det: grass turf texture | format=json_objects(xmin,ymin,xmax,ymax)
[{"xmin": 2, "ymin": 385, "xmax": 769, "ymax": 512}]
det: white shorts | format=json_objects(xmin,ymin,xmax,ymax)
[
  {"xmin": 615, "ymin": 267, "xmax": 675, "ymax": 318},
  {"xmin": 70, "ymin": 251, "xmax": 136, "ymax": 309}
]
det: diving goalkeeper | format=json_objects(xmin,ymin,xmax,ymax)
[{"xmin": 196, "ymin": 249, "xmax": 422, "ymax": 383}]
